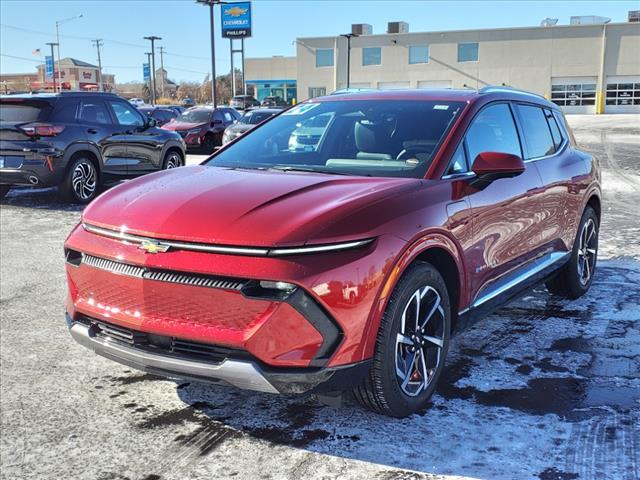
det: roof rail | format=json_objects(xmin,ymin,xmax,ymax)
[{"xmin": 479, "ymin": 85, "xmax": 546, "ymax": 100}]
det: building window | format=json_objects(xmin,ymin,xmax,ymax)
[
  {"xmin": 308, "ymin": 87, "xmax": 326, "ymax": 98},
  {"xmin": 606, "ymin": 82, "xmax": 640, "ymax": 106},
  {"xmin": 551, "ymin": 83, "xmax": 596, "ymax": 107},
  {"xmin": 458, "ymin": 42, "xmax": 479, "ymax": 62},
  {"xmin": 409, "ymin": 45, "xmax": 429, "ymax": 64},
  {"xmin": 315, "ymin": 49, "xmax": 334, "ymax": 68},
  {"xmin": 362, "ymin": 47, "xmax": 382, "ymax": 66}
]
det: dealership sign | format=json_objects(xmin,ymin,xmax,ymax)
[
  {"xmin": 143, "ymin": 63, "xmax": 150, "ymax": 81},
  {"xmin": 45, "ymin": 56, "xmax": 54, "ymax": 79},
  {"xmin": 221, "ymin": 2, "xmax": 252, "ymax": 38}
]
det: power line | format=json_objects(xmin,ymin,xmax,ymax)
[{"xmin": 0, "ymin": 53, "xmax": 41, "ymax": 63}]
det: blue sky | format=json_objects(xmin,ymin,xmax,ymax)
[{"xmin": 1, "ymin": 0, "xmax": 637, "ymax": 84}]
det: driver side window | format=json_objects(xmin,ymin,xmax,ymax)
[
  {"xmin": 109, "ymin": 101, "xmax": 144, "ymax": 127},
  {"xmin": 465, "ymin": 103, "xmax": 522, "ymax": 163}
]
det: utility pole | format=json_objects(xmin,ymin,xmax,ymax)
[
  {"xmin": 145, "ymin": 52, "xmax": 152, "ymax": 102},
  {"xmin": 92, "ymin": 39, "xmax": 104, "ymax": 92},
  {"xmin": 159, "ymin": 46, "xmax": 165, "ymax": 98},
  {"xmin": 144, "ymin": 35, "xmax": 162, "ymax": 105},
  {"xmin": 45, "ymin": 42, "xmax": 59, "ymax": 92},
  {"xmin": 196, "ymin": 0, "xmax": 225, "ymax": 107}
]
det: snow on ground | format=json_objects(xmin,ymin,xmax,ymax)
[{"xmin": 0, "ymin": 115, "xmax": 638, "ymax": 480}]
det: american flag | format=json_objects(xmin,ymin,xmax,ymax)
[{"xmin": 32, "ymin": 48, "xmax": 41, "ymax": 56}]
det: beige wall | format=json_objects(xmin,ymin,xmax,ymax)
[
  {"xmin": 292, "ymin": 22, "xmax": 639, "ymax": 101},
  {"xmin": 245, "ymin": 56, "xmax": 296, "ymax": 81}
]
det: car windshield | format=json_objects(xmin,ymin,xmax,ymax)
[
  {"xmin": 177, "ymin": 109, "xmax": 211, "ymax": 123},
  {"xmin": 239, "ymin": 111, "xmax": 275, "ymax": 125},
  {"xmin": 207, "ymin": 99, "xmax": 465, "ymax": 178}
]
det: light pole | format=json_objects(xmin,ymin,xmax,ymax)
[
  {"xmin": 196, "ymin": 0, "xmax": 226, "ymax": 107},
  {"xmin": 56, "ymin": 14, "xmax": 83, "ymax": 91},
  {"xmin": 144, "ymin": 36, "xmax": 161, "ymax": 105},
  {"xmin": 45, "ymin": 42, "xmax": 59, "ymax": 92},
  {"xmin": 340, "ymin": 33, "xmax": 358, "ymax": 89},
  {"xmin": 159, "ymin": 46, "xmax": 165, "ymax": 98}
]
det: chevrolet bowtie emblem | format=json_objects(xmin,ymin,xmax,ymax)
[
  {"xmin": 225, "ymin": 6, "xmax": 247, "ymax": 17},
  {"xmin": 138, "ymin": 240, "xmax": 171, "ymax": 254}
]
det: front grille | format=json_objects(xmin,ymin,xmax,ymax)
[
  {"xmin": 80, "ymin": 316, "xmax": 248, "ymax": 364},
  {"xmin": 79, "ymin": 254, "xmax": 246, "ymax": 291}
]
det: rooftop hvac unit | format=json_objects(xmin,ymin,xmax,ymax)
[
  {"xmin": 570, "ymin": 15, "xmax": 611, "ymax": 25},
  {"xmin": 387, "ymin": 21, "xmax": 409, "ymax": 34},
  {"xmin": 540, "ymin": 18, "xmax": 559, "ymax": 27},
  {"xmin": 629, "ymin": 10, "xmax": 640, "ymax": 22},
  {"xmin": 351, "ymin": 24, "xmax": 373, "ymax": 36}
]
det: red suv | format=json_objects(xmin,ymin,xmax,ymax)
[{"xmin": 64, "ymin": 88, "xmax": 601, "ymax": 417}]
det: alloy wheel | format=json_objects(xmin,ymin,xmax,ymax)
[
  {"xmin": 395, "ymin": 285, "xmax": 445, "ymax": 397},
  {"xmin": 577, "ymin": 218, "xmax": 597, "ymax": 286},
  {"xmin": 165, "ymin": 153, "xmax": 181, "ymax": 169},
  {"xmin": 72, "ymin": 161, "xmax": 97, "ymax": 201}
]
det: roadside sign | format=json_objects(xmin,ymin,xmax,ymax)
[
  {"xmin": 143, "ymin": 63, "xmax": 150, "ymax": 81},
  {"xmin": 221, "ymin": 1, "xmax": 252, "ymax": 38},
  {"xmin": 45, "ymin": 56, "xmax": 54, "ymax": 79}
]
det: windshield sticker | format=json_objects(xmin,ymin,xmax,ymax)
[
  {"xmin": 433, "ymin": 105, "xmax": 450, "ymax": 110},
  {"xmin": 283, "ymin": 103, "xmax": 321, "ymax": 116}
]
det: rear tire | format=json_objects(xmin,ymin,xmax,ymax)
[
  {"xmin": 546, "ymin": 206, "xmax": 599, "ymax": 299},
  {"xmin": 58, "ymin": 156, "xmax": 99, "ymax": 204},
  {"xmin": 202, "ymin": 135, "xmax": 217, "ymax": 153},
  {"xmin": 354, "ymin": 262, "xmax": 451, "ymax": 417},
  {"xmin": 0, "ymin": 185, "xmax": 10, "ymax": 200}
]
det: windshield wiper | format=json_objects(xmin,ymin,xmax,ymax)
[{"xmin": 268, "ymin": 166, "xmax": 356, "ymax": 176}]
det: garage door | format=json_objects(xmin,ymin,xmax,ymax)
[
  {"xmin": 417, "ymin": 80, "xmax": 452, "ymax": 89},
  {"xmin": 551, "ymin": 77, "xmax": 597, "ymax": 114},
  {"xmin": 378, "ymin": 81, "xmax": 410, "ymax": 90},
  {"xmin": 605, "ymin": 76, "xmax": 640, "ymax": 113}
]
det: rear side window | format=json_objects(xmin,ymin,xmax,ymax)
[
  {"xmin": 515, "ymin": 104, "xmax": 555, "ymax": 159},
  {"xmin": 53, "ymin": 100, "xmax": 79, "ymax": 123},
  {"xmin": 79, "ymin": 101, "xmax": 111, "ymax": 125},
  {"xmin": 553, "ymin": 110, "xmax": 577, "ymax": 147},
  {"xmin": 0, "ymin": 101, "xmax": 52, "ymax": 122},
  {"xmin": 465, "ymin": 103, "xmax": 522, "ymax": 163},
  {"xmin": 545, "ymin": 109, "xmax": 563, "ymax": 149},
  {"xmin": 223, "ymin": 111, "xmax": 234, "ymax": 123}
]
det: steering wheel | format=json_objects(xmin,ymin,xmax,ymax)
[{"xmin": 396, "ymin": 145, "xmax": 432, "ymax": 161}]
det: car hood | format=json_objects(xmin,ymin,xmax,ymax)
[
  {"xmin": 82, "ymin": 166, "xmax": 423, "ymax": 247},
  {"xmin": 226, "ymin": 123, "xmax": 253, "ymax": 134},
  {"xmin": 162, "ymin": 121, "xmax": 206, "ymax": 131}
]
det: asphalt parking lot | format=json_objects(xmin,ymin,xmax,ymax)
[{"xmin": 1, "ymin": 115, "xmax": 639, "ymax": 480}]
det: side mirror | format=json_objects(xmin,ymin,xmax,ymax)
[
  {"xmin": 470, "ymin": 151, "xmax": 525, "ymax": 189},
  {"xmin": 146, "ymin": 117, "xmax": 157, "ymax": 128}
]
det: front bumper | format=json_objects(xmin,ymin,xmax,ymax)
[{"xmin": 67, "ymin": 314, "xmax": 370, "ymax": 394}]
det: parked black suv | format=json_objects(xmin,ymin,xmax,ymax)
[{"xmin": 0, "ymin": 92, "xmax": 185, "ymax": 203}]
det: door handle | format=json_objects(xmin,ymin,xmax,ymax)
[{"xmin": 87, "ymin": 128, "xmax": 98, "ymax": 134}]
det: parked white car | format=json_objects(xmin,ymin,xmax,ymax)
[{"xmin": 128, "ymin": 98, "xmax": 145, "ymax": 107}]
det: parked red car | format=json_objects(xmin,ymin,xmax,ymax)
[
  {"xmin": 161, "ymin": 106, "xmax": 240, "ymax": 152},
  {"xmin": 64, "ymin": 88, "xmax": 601, "ymax": 417}
]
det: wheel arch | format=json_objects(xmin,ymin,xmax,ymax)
[
  {"xmin": 63, "ymin": 145, "xmax": 102, "ymax": 181},
  {"xmin": 362, "ymin": 232, "xmax": 467, "ymax": 360}
]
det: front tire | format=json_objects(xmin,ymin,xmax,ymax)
[
  {"xmin": 58, "ymin": 156, "xmax": 99, "ymax": 204},
  {"xmin": 546, "ymin": 206, "xmax": 599, "ymax": 299},
  {"xmin": 354, "ymin": 262, "xmax": 451, "ymax": 417},
  {"xmin": 163, "ymin": 150, "xmax": 183, "ymax": 169}
]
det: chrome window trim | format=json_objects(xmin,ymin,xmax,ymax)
[
  {"xmin": 523, "ymin": 138, "xmax": 568, "ymax": 163},
  {"xmin": 82, "ymin": 223, "xmax": 373, "ymax": 257}
]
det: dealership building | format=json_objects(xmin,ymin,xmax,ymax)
[{"xmin": 246, "ymin": 17, "xmax": 640, "ymax": 113}]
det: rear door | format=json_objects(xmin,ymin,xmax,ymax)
[
  {"xmin": 458, "ymin": 102, "xmax": 547, "ymax": 307},
  {"xmin": 79, "ymin": 99, "xmax": 130, "ymax": 176},
  {"xmin": 515, "ymin": 104, "xmax": 588, "ymax": 253}
]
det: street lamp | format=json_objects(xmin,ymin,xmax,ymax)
[
  {"xmin": 56, "ymin": 14, "xmax": 83, "ymax": 91},
  {"xmin": 196, "ymin": 0, "xmax": 226, "ymax": 107},
  {"xmin": 340, "ymin": 33, "xmax": 358, "ymax": 89},
  {"xmin": 144, "ymin": 36, "xmax": 162, "ymax": 105}
]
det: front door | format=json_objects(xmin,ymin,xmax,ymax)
[
  {"xmin": 107, "ymin": 100, "xmax": 162, "ymax": 173},
  {"xmin": 459, "ymin": 102, "xmax": 547, "ymax": 307}
]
